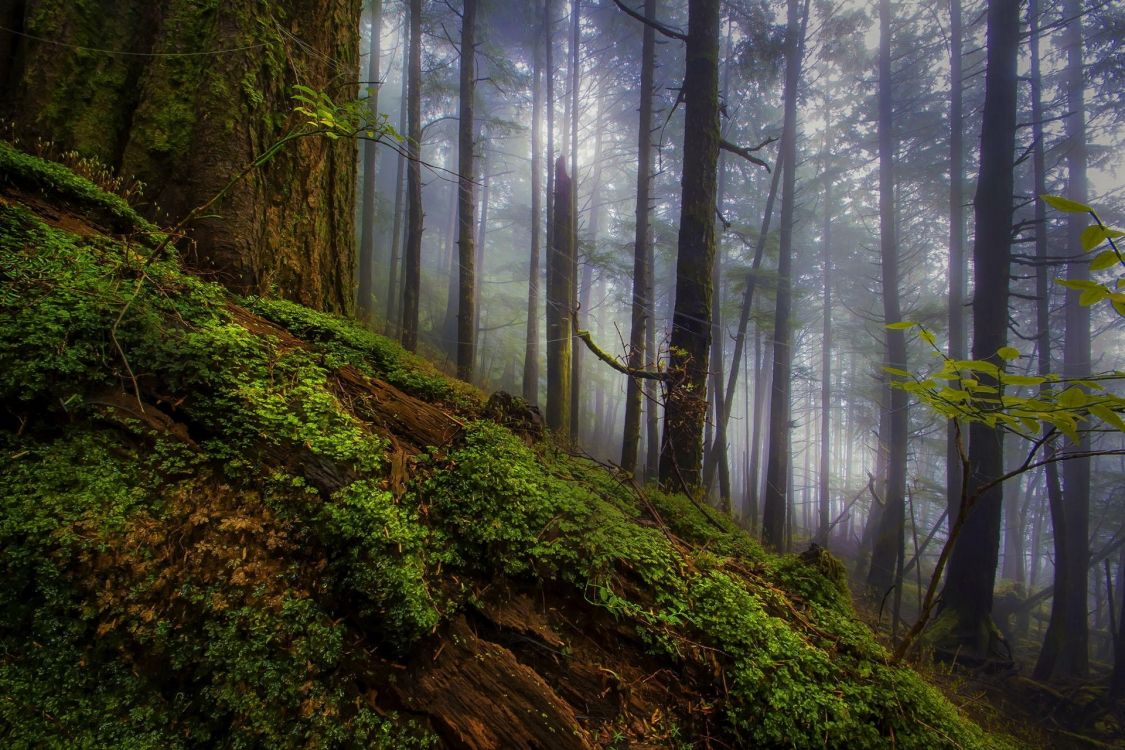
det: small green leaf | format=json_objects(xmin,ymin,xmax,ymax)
[
  {"xmin": 1056, "ymin": 278, "xmax": 1102, "ymax": 292},
  {"xmin": 1058, "ymin": 387, "xmax": 1087, "ymax": 409},
  {"xmin": 1042, "ymin": 194, "xmax": 1093, "ymax": 214},
  {"xmin": 1090, "ymin": 250, "xmax": 1120, "ymax": 272},
  {"xmin": 919, "ymin": 328, "xmax": 936, "ymax": 346},
  {"xmin": 1089, "ymin": 404, "xmax": 1125, "ymax": 432},
  {"xmin": 883, "ymin": 367, "xmax": 911, "ymax": 378},
  {"xmin": 1003, "ymin": 374, "xmax": 1046, "ymax": 387},
  {"xmin": 1079, "ymin": 287, "xmax": 1109, "ymax": 306},
  {"xmin": 997, "ymin": 346, "xmax": 1020, "ymax": 360},
  {"xmin": 885, "ymin": 321, "xmax": 916, "ymax": 330}
]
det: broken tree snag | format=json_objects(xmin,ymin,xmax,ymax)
[{"xmin": 392, "ymin": 617, "xmax": 594, "ymax": 750}]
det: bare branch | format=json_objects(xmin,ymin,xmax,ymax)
[
  {"xmin": 611, "ymin": 0, "xmax": 688, "ymax": 42},
  {"xmin": 720, "ymin": 138, "xmax": 773, "ymax": 171}
]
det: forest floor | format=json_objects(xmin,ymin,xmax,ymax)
[{"xmin": 852, "ymin": 597, "xmax": 1125, "ymax": 748}]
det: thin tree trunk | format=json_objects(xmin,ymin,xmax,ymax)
[
  {"xmin": 386, "ymin": 38, "xmax": 409, "ymax": 336},
  {"xmin": 761, "ymin": 0, "xmax": 806, "ymax": 549},
  {"xmin": 818, "ymin": 108, "xmax": 833, "ymax": 547},
  {"xmin": 400, "ymin": 0, "xmax": 424, "ymax": 352},
  {"xmin": 1037, "ymin": 0, "xmax": 1091, "ymax": 680},
  {"xmin": 568, "ymin": 0, "xmax": 582, "ymax": 443},
  {"xmin": 473, "ymin": 148, "xmax": 491, "ymax": 374},
  {"xmin": 621, "ymin": 0, "xmax": 656, "ymax": 473},
  {"xmin": 358, "ymin": 0, "xmax": 382, "ymax": 321},
  {"xmin": 938, "ymin": 0, "xmax": 1020, "ymax": 660},
  {"xmin": 946, "ymin": 0, "xmax": 966, "ymax": 527},
  {"xmin": 867, "ymin": 0, "xmax": 908, "ymax": 598},
  {"xmin": 455, "ymin": 0, "xmax": 478, "ymax": 380}
]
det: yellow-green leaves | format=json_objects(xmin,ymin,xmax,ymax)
[
  {"xmin": 1081, "ymin": 224, "xmax": 1124, "ymax": 252},
  {"xmin": 1041, "ymin": 193, "xmax": 1093, "ymax": 214},
  {"xmin": 997, "ymin": 346, "xmax": 1020, "ymax": 361}
]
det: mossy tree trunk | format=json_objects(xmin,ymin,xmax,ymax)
[
  {"xmin": 657, "ymin": 0, "xmax": 721, "ymax": 490},
  {"xmin": 0, "ymin": 0, "xmax": 362, "ymax": 314}
]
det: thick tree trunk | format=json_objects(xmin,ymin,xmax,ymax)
[
  {"xmin": 621, "ymin": 0, "xmax": 656, "ymax": 474},
  {"xmin": 658, "ymin": 0, "xmax": 721, "ymax": 490},
  {"xmin": 523, "ymin": 33, "xmax": 544, "ymax": 406},
  {"xmin": 357, "ymin": 0, "xmax": 382, "ymax": 321},
  {"xmin": 546, "ymin": 156, "xmax": 574, "ymax": 433},
  {"xmin": 400, "ymin": 0, "xmax": 424, "ymax": 351},
  {"xmin": 867, "ymin": 0, "xmax": 908, "ymax": 599},
  {"xmin": 455, "ymin": 0, "xmax": 478, "ymax": 381},
  {"xmin": 1036, "ymin": 0, "xmax": 1091, "ymax": 681},
  {"xmin": 761, "ymin": 0, "xmax": 804, "ymax": 549},
  {"xmin": 936, "ymin": 0, "xmax": 1019, "ymax": 662},
  {"xmin": 0, "ymin": 0, "xmax": 362, "ymax": 312}
]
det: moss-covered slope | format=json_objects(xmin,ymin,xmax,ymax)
[{"xmin": 0, "ymin": 145, "xmax": 1012, "ymax": 749}]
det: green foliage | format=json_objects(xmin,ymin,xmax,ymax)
[{"xmin": 0, "ymin": 148, "xmax": 1009, "ymax": 748}]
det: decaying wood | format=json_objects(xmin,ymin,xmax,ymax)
[{"xmin": 393, "ymin": 616, "xmax": 595, "ymax": 750}]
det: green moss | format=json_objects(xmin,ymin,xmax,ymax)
[{"xmin": 0, "ymin": 150, "xmax": 1011, "ymax": 748}]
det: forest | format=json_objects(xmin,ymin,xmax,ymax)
[{"xmin": 1, "ymin": 0, "xmax": 1124, "ymax": 747}]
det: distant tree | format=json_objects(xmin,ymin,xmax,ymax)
[
  {"xmin": 358, "ymin": 0, "xmax": 383, "ymax": 322},
  {"xmin": 523, "ymin": 19, "xmax": 544, "ymax": 406},
  {"xmin": 762, "ymin": 0, "xmax": 807, "ymax": 548},
  {"xmin": 546, "ymin": 156, "xmax": 574, "ymax": 432},
  {"xmin": 621, "ymin": 0, "xmax": 657, "ymax": 474}
]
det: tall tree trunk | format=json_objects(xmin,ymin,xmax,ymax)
[
  {"xmin": 567, "ymin": 0, "xmax": 582, "ymax": 444},
  {"xmin": 400, "ymin": 0, "xmax": 424, "ymax": 351},
  {"xmin": 867, "ymin": 0, "xmax": 908, "ymax": 599},
  {"xmin": 358, "ymin": 0, "xmax": 383, "ymax": 321},
  {"xmin": 621, "ymin": 0, "xmax": 657, "ymax": 474},
  {"xmin": 644, "ymin": 237, "xmax": 661, "ymax": 481},
  {"xmin": 386, "ymin": 44, "xmax": 409, "ymax": 336},
  {"xmin": 937, "ymin": 0, "xmax": 1020, "ymax": 661},
  {"xmin": 1111, "ymin": 547, "xmax": 1125, "ymax": 700},
  {"xmin": 658, "ymin": 0, "xmax": 722, "ymax": 490},
  {"xmin": 946, "ymin": 0, "xmax": 966, "ymax": 526},
  {"xmin": 473, "ymin": 148, "xmax": 491, "ymax": 375},
  {"xmin": 761, "ymin": 0, "xmax": 805, "ymax": 549},
  {"xmin": 746, "ymin": 323, "xmax": 765, "ymax": 534},
  {"xmin": 455, "ymin": 0, "xmax": 478, "ymax": 381},
  {"xmin": 818, "ymin": 110, "xmax": 833, "ymax": 547},
  {"xmin": 0, "ymin": 0, "xmax": 362, "ymax": 312},
  {"xmin": 523, "ymin": 32, "xmax": 544, "ymax": 405},
  {"xmin": 1036, "ymin": 0, "xmax": 1091, "ymax": 681},
  {"xmin": 546, "ymin": 156, "xmax": 574, "ymax": 433}
]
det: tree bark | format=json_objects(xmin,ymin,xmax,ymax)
[
  {"xmin": 567, "ymin": 0, "xmax": 582, "ymax": 444},
  {"xmin": 386, "ymin": 43, "xmax": 409, "ymax": 336},
  {"xmin": 658, "ymin": 0, "xmax": 722, "ymax": 490},
  {"xmin": 936, "ymin": 0, "xmax": 1019, "ymax": 661},
  {"xmin": 0, "ymin": 0, "xmax": 362, "ymax": 312},
  {"xmin": 817, "ymin": 109, "xmax": 833, "ymax": 547},
  {"xmin": 400, "ymin": 0, "xmax": 424, "ymax": 352},
  {"xmin": 761, "ymin": 0, "xmax": 805, "ymax": 549},
  {"xmin": 546, "ymin": 156, "xmax": 574, "ymax": 433},
  {"xmin": 455, "ymin": 0, "xmax": 478, "ymax": 381}
]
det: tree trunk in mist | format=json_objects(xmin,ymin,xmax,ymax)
[
  {"xmin": 400, "ymin": 0, "xmax": 424, "ymax": 352},
  {"xmin": 1111, "ymin": 547, "xmax": 1125, "ymax": 700},
  {"xmin": 358, "ymin": 0, "xmax": 382, "ymax": 321},
  {"xmin": 644, "ymin": 241, "xmax": 661, "ymax": 481},
  {"xmin": 761, "ymin": 0, "xmax": 804, "ymax": 549},
  {"xmin": 937, "ymin": 0, "xmax": 1019, "ymax": 660},
  {"xmin": 1036, "ymin": 0, "xmax": 1091, "ymax": 681},
  {"xmin": 386, "ymin": 49, "xmax": 409, "ymax": 336},
  {"xmin": 523, "ymin": 34, "xmax": 544, "ymax": 405},
  {"xmin": 657, "ymin": 0, "xmax": 721, "ymax": 490},
  {"xmin": 621, "ymin": 0, "xmax": 656, "ymax": 474},
  {"xmin": 746, "ymin": 324, "xmax": 766, "ymax": 534},
  {"xmin": 455, "ymin": 0, "xmax": 478, "ymax": 381},
  {"xmin": 0, "ymin": 0, "xmax": 361, "ymax": 312},
  {"xmin": 473, "ymin": 148, "xmax": 491, "ymax": 374},
  {"xmin": 546, "ymin": 156, "xmax": 574, "ymax": 433},
  {"xmin": 946, "ymin": 0, "xmax": 966, "ymax": 527},
  {"xmin": 817, "ymin": 115, "xmax": 833, "ymax": 547},
  {"xmin": 567, "ymin": 0, "xmax": 582, "ymax": 444},
  {"xmin": 867, "ymin": 0, "xmax": 908, "ymax": 600}
]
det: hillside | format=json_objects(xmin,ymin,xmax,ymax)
[{"xmin": 0, "ymin": 144, "xmax": 1012, "ymax": 748}]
